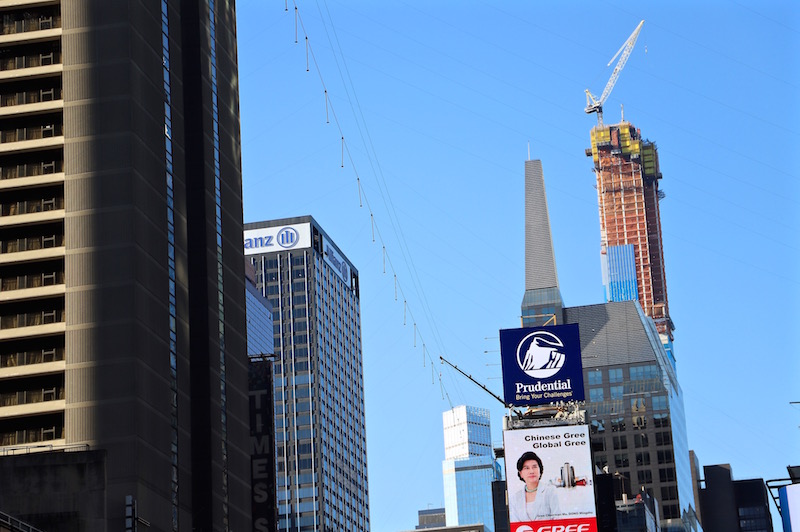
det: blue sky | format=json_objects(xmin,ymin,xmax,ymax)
[{"xmin": 237, "ymin": 2, "xmax": 799, "ymax": 530}]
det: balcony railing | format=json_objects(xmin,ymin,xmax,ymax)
[
  {"xmin": 0, "ymin": 425, "xmax": 62, "ymax": 446},
  {"xmin": 1, "ymin": 15, "xmax": 61, "ymax": 36},
  {"xmin": 0, "ymin": 87, "xmax": 62, "ymax": 107},
  {"xmin": 1, "ymin": 233, "xmax": 63, "ymax": 253},
  {"xmin": 0, "ymin": 160, "xmax": 62, "ymax": 180},
  {"xmin": 0, "ymin": 50, "xmax": 61, "ymax": 71},
  {"xmin": 0, "ymin": 123, "xmax": 63, "ymax": 143},
  {"xmin": 1, "ymin": 197, "xmax": 63, "ymax": 216},
  {"xmin": 1, "ymin": 270, "xmax": 63, "ymax": 291},
  {"xmin": 0, "ymin": 347, "xmax": 64, "ymax": 367},
  {"xmin": 0, "ymin": 309, "xmax": 64, "ymax": 329},
  {"xmin": 0, "ymin": 386, "xmax": 64, "ymax": 407}
]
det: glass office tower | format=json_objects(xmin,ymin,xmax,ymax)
[
  {"xmin": 245, "ymin": 216, "xmax": 369, "ymax": 532},
  {"xmin": 564, "ymin": 301, "xmax": 700, "ymax": 532},
  {"xmin": 442, "ymin": 406, "xmax": 499, "ymax": 532}
]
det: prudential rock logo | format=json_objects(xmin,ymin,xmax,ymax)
[{"xmin": 516, "ymin": 331, "xmax": 566, "ymax": 379}]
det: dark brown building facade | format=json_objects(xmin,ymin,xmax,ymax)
[{"xmin": 0, "ymin": 1, "xmax": 250, "ymax": 530}]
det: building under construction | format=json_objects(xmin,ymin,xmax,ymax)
[{"xmin": 586, "ymin": 120, "xmax": 674, "ymax": 342}]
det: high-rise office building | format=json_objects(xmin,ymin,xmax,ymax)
[
  {"xmin": 442, "ymin": 405, "xmax": 499, "ymax": 532},
  {"xmin": 520, "ymin": 156, "xmax": 699, "ymax": 531},
  {"xmin": 565, "ymin": 301, "xmax": 699, "ymax": 531},
  {"xmin": 586, "ymin": 121, "xmax": 673, "ymax": 342},
  {"xmin": 414, "ymin": 507, "xmax": 447, "ymax": 529},
  {"xmin": 0, "ymin": 1, "xmax": 250, "ymax": 530},
  {"xmin": 694, "ymin": 461, "xmax": 774, "ymax": 532},
  {"xmin": 245, "ymin": 216, "xmax": 369, "ymax": 532}
]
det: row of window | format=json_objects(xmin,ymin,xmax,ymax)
[
  {"xmin": 0, "ymin": 308, "xmax": 63, "ymax": 329},
  {"xmin": 1, "ymin": 159, "xmax": 62, "ymax": 180},
  {"xmin": 590, "ymin": 412, "xmax": 670, "ymax": 434},
  {"xmin": 1, "ymin": 9, "xmax": 60, "ymax": 35},
  {"xmin": 595, "ymin": 453, "xmax": 677, "ymax": 482},
  {"xmin": 0, "ymin": 346, "xmax": 63, "ymax": 368},
  {"xmin": 586, "ymin": 364, "xmax": 660, "ymax": 385}
]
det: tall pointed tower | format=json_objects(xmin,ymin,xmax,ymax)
[
  {"xmin": 586, "ymin": 120, "xmax": 673, "ymax": 342},
  {"xmin": 520, "ymin": 159, "xmax": 563, "ymax": 327}
]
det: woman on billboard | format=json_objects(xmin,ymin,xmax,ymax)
[{"xmin": 509, "ymin": 451, "xmax": 560, "ymax": 522}]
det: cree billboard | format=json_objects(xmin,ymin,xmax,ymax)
[
  {"xmin": 500, "ymin": 324, "xmax": 585, "ymax": 407},
  {"xmin": 503, "ymin": 425, "xmax": 597, "ymax": 532},
  {"xmin": 244, "ymin": 223, "xmax": 311, "ymax": 255}
]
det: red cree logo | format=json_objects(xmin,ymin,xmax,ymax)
[{"xmin": 536, "ymin": 525, "xmax": 590, "ymax": 532}]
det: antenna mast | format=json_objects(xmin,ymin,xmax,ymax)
[{"xmin": 440, "ymin": 356, "xmax": 519, "ymax": 414}]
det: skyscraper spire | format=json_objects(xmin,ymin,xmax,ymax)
[{"xmin": 521, "ymin": 159, "xmax": 563, "ymax": 326}]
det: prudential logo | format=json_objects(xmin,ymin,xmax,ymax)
[
  {"xmin": 516, "ymin": 331, "xmax": 566, "ymax": 379},
  {"xmin": 276, "ymin": 227, "xmax": 299, "ymax": 248}
]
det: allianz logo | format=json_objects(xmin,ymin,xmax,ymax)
[
  {"xmin": 244, "ymin": 227, "xmax": 299, "ymax": 251},
  {"xmin": 325, "ymin": 245, "xmax": 348, "ymax": 278}
]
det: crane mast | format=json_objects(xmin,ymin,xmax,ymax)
[{"xmin": 585, "ymin": 20, "xmax": 644, "ymax": 127}]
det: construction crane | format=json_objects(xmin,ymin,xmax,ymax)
[{"xmin": 584, "ymin": 20, "xmax": 644, "ymax": 127}]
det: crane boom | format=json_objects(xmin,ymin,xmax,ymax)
[{"xmin": 585, "ymin": 20, "xmax": 644, "ymax": 126}]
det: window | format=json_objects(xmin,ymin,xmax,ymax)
[
  {"xmin": 662, "ymin": 503, "xmax": 679, "ymax": 519},
  {"xmin": 590, "ymin": 419, "xmax": 605, "ymax": 434},
  {"xmin": 589, "ymin": 388, "xmax": 604, "ymax": 402},
  {"xmin": 609, "ymin": 368, "xmax": 623, "ymax": 383},
  {"xmin": 610, "ymin": 386, "xmax": 623, "ymax": 400},
  {"xmin": 587, "ymin": 370, "xmax": 602, "ymax": 385},
  {"xmin": 634, "ymin": 434, "xmax": 649, "ymax": 448},
  {"xmin": 655, "ymin": 432, "xmax": 672, "ymax": 446},
  {"xmin": 637, "ymin": 470, "xmax": 652, "ymax": 484},
  {"xmin": 630, "ymin": 365, "xmax": 658, "ymax": 381},
  {"xmin": 657, "ymin": 450, "xmax": 674, "ymax": 464},
  {"xmin": 611, "ymin": 417, "xmax": 626, "ymax": 432},
  {"xmin": 635, "ymin": 452, "xmax": 650, "ymax": 466},
  {"xmin": 614, "ymin": 454, "xmax": 629, "ymax": 468},
  {"xmin": 631, "ymin": 396, "xmax": 646, "ymax": 412},
  {"xmin": 612, "ymin": 436, "xmax": 627, "ymax": 450},
  {"xmin": 659, "ymin": 467, "xmax": 676, "ymax": 482},
  {"xmin": 651, "ymin": 395, "xmax": 668, "ymax": 410},
  {"xmin": 591, "ymin": 438, "xmax": 606, "ymax": 452},
  {"xmin": 654, "ymin": 413, "xmax": 670, "ymax": 428},
  {"xmin": 661, "ymin": 486, "xmax": 678, "ymax": 501}
]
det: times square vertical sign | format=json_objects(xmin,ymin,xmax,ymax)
[{"xmin": 500, "ymin": 324, "xmax": 585, "ymax": 407}]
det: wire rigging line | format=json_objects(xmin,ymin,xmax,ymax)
[
  {"xmin": 314, "ymin": 0, "xmax": 452, "ymax": 359},
  {"xmin": 288, "ymin": 0, "xmax": 456, "ymax": 400}
]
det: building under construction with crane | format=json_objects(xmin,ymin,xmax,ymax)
[
  {"xmin": 584, "ymin": 21, "xmax": 674, "ymax": 344},
  {"xmin": 586, "ymin": 121, "xmax": 672, "ymax": 341}
]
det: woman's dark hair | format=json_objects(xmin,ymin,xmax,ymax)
[{"xmin": 516, "ymin": 451, "xmax": 544, "ymax": 481}]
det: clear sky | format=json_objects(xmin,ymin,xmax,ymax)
[{"xmin": 236, "ymin": 2, "xmax": 799, "ymax": 530}]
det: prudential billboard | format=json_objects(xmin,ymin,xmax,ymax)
[{"xmin": 500, "ymin": 324, "xmax": 584, "ymax": 407}]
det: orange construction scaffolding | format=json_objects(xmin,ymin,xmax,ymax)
[{"xmin": 587, "ymin": 120, "xmax": 672, "ymax": 339}]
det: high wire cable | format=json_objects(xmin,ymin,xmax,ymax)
[
  {"xmin": 289, "ymin": 1, "xmax": 459, "ymax": 400},
  {"xmin": 312, "ymin": 0, "xmax": 452, "ymax": 358}
]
